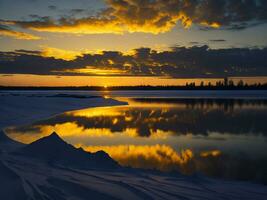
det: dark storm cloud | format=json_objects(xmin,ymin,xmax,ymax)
[
  {"xmin": 14, "ymin": 49, "xmax": 41, "ymax": 55},
  {"xmin": 70, "ymin": 9, "xmax": 86, "ymax": 14},
  {"xmin": 99, "ymin": 0, "xmax": 267, "ymax": 30},
  {"xmin": 48, "ymin": 5, "xmax": 57, "ymax": 10},
  {"xmin": 2, "ymin": 0, "xmax": 267, "ymax": 34},
  {"xmin": 189, "ymin": 42, "xmax": 200, "ymax": 45},
  {"xmin": 209, "ymin": 39, "xmax": 226, "ymax": 42},
  {"xmin": 0, "ymin": 45, "xmax": 267, "ymax": 78},
  {"xmin": 0, "ymin": 51, "xmax": 71, "ymax": 75}
]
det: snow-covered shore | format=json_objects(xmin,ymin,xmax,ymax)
[
  {"xmin": 0, "ymin": 92, "xmax": 126, "ymax": 130},
  {"xmin": 1, "ymin": 92, "xmax": 267, "ymax": 200}
]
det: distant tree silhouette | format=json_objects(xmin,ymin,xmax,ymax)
[
  {"xmin": 229, "ymin": 80, "xmax": 234, "ymax": 87},
  {"xmin": 224, "ymin": 77, "xmax": 228, "ymax": 86},
  {"xmin": 237, "ymin": 80, "xmax": 244, "ymax": 87},
  {"xmin": 0, "ymin": 79, "xmax": 267, "ymax": 90}
]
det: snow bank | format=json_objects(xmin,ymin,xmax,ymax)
[{"xmin": 0, "ymin": 93, "xmax": 126, "ymax": 130}]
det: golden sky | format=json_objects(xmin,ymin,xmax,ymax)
[{"xmin": 0, "ymin": 0, "xmax": 267, "ymax": 86}]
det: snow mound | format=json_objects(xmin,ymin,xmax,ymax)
[
  {"xmin": 16, "ymin": 132, "xmax": 119, "ymax": 170},
  {"xmin": 0, "ymin": 132, "xmax": 266, "ymax": 200}
]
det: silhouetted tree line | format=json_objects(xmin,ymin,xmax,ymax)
[
  {"xmin": 0, "ymin": 79, "xmax": 267, "ymax": 90},
  {"xmin": 185, "ymin": 78, "xmax": 267, "ymax": 90}
]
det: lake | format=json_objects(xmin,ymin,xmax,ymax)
[{"xmin": 5, "ymin": 90, "xmax": 267, "ymax": 184}]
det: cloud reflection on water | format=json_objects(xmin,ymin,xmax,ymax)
[{"xmin": 5, "ymin": 98, "xmax": 267, "ymax": 184}]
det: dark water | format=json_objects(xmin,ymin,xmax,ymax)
[{"xmin": 6, "ymin": 97, "xmax": 267, "ymax": 184}]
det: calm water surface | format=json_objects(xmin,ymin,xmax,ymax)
[{"xmin": 6, "ymin": 96, "xmax": 267, "ymax": 184}]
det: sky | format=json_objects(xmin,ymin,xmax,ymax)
[{"xmin": 0, "ymin": 0, "xmax": 267, "ymax": 86}]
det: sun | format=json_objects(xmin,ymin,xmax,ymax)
[{"xmin": 104, "ymin": 85, "xmax": 108, "ymax": 89}]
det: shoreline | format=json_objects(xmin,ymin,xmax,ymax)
[
  {"xmin": 0, "ymin": 94, "xmax": 127, "ymax": 131},
  {"xmin": 0, "ymin": 93, "xmax": 127, "ymax": 150}
]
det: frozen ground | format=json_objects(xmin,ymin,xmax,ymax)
[
  {"xmin": 0, "ymin": 92, "xmax": 267, "ymax": 200},
  {"xmin": 0, "ymin": 92, "xmax": 125, "ymax": 130}
]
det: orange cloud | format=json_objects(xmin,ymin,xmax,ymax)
[
  {"xmin": 7, "ymin": 0, "xmax": 225, "ymax": 35},
  {"xmin": 5, "ymin": 0, "xmax": 267, "ymax": 36},
  {"xmin": 27, "ymin": 18, "xmax": 124, "ymax": 34},
  {"xmin": 66, "ymin": 67, "xmax": 126, "ymax": 76},
  {"xmin": 200, "ymin": 22, "xmax": 221, "ymax": 29},
  {"xmin": 0, "ymin": 27, "xmax": 41, "ymax": 40},
  {"xmin": 40, "ymin": 47, "xmax": 83, "ymax": 61}
]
